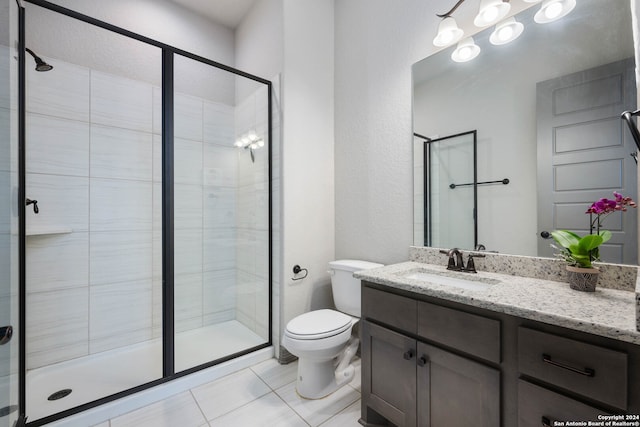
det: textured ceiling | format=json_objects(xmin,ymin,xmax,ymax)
[{"xmin": 169, "ymin": 0, "xmax": 258, "ymax": 29}]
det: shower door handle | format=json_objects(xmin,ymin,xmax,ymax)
[{"xmin": 0, "ymin": 326, "xmax": 13, "ymax": 345}]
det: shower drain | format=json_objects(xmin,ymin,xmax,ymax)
[{"xmin": 48, "ymin": 389, "xmax": 72, "ymax": 401}]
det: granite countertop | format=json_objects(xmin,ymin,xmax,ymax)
[{"xmin": 354, "ymin": 260, "xmax": 640, "ymax": 345}]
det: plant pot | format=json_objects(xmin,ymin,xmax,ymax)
[{"xmin": 566, "ymin": 265, "xmax": 600, "ymax": 292}]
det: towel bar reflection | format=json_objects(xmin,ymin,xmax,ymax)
[{"xmin": 449, "ymin": 178, "xmax": 509, "ymax": 189}]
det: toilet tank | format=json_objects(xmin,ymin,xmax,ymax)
[{"xmin": 329, "ymin": 260, "xmax": 383, "ymax": 317}]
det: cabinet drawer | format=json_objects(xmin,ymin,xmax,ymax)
[
  {"xmin": 362, "ymin": 285, "xmax": 417, "ymax": 334},
  {"xmin": 417, "ymin": 301, "xmax": 501, "ymax": 363},
  {"xmin": 518, "ymin": 380, "xmax": 609, "ymax": 427},
  {"xmin": 518, "ymin": 327, "xmax": 628, "ymax": 410}
]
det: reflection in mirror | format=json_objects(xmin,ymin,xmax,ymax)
[
  {"xmin": 412, "ymin": 0, "xmax": 638, "ymax": 265},
  {"xmin": 420, "ymin": 131, "xmax": 477, "ymax": 250}
]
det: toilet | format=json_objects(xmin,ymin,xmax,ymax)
[{"xmin": 282, "ymin": 259, "xmax": 383, "ymax": 399}]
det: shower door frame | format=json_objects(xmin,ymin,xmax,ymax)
[{"xmin": 18, "ymin": 1, "xmax": 273, "ymax": 425}]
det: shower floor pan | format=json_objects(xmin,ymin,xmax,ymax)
[{"xmin": 26, "ymin": 320, "xmax": 264, "ymax": 422}]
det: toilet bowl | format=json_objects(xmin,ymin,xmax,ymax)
[{"xmin": 282, "ymin": 260, "xmax": 383, "ymax": 399}]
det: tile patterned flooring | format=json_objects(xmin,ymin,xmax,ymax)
[{"xmin": 94, "ymin": 358, "xmax": 362, "ymax": 427}]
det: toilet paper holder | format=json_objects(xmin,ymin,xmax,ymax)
[{"xmin": 292, "ymin": 265, "xmax": 308, "ymax": 280}]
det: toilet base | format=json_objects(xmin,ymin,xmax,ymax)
[
  {"xmin": 296, "ymin": 357, "xmax": 354, "ymax": 399},
  {"xmin": 295, "ymin": 337, "xmax": 359, "ymax": 399}
]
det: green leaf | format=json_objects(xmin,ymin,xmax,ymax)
[
  {"xmin": 551, "ymin": 230, "xmax": 580, "ymax": 249},
  {"xmin": 599, "ymin": 230, "xmax": 612, "ymax": 243},
  {"xmin": 569, "ymin": 243, "xmax": 586, "ymax": 256},
  {"xmin": 578, "ymin": 234, "xmax": 603, "ymax": 252}
]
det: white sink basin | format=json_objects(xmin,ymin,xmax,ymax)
[{"xmin": 403, "ymin": 270, "xmax": 498, "ymax": 291}]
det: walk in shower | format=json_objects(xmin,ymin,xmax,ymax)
[{"xmin": 6, "ymin": 0, "xmax": 272, "ymax": 424}]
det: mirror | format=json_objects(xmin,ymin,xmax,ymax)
[
  {"xmin": 423, "ymin": 131, "xmax": 478, "ymax": 250},
  {"xmin": 412, "ymin": 0, "xmax": 638, "ymax": 264}
]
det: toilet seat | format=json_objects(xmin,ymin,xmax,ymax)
[{"xmin": 285, "ymin": 309, "xmax": 353, "ymax": 340}]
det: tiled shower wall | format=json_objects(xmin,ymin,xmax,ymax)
[
  {"xmin": 25, "ymin": 57, "xmax": 268, "ymax": 370},
  {"xmin": 235, "ymin": 86, "xmax": 270, "ymax": 340}
]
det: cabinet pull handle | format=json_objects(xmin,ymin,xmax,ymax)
[
  {"xmin": 403, "ymin": 350, "xmax": 414, "ymax": 360},
  {"xmin": 417, "ymin": 356, "xmax": 428, "ymax": 367},
  {"xmin": 542, "ymin": 354, "xmax": 595, "ymax": 377},
  {"xmin": 541, "ymin": 416, "xmax": 552, "ymax": 426}
]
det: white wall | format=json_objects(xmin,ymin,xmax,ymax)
[
  {"xmin": 236, "ymin": 0, "xmax": 283, "ymax": 96},
  {"xmin": 334, "ymin": 0, "xmax": 446, "ymax": 264},
  {"xmin": 27, "ymin": 0, "xmax": 234, "ymax": 68},
  {"xmin": 280, "ymin": 0, "xmax": 335, "ymax": 335},
  {"xmin": 25, "ymin": 0, "xmax": 235, "ymax": 102}
]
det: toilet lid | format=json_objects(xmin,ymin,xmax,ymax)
[{"xmin": 285, "ymin": 309, "xmax": 353, "ymax": 340}]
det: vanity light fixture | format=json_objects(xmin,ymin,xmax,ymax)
[
  {"xmin": 433, "ymin": 16, "xmax": 465, "ymax": 47},
  {"xmin": 534, "ymin": 0, "xmax": 576, "ymax": 24},
  {"xmin": 473, "ymin": 0, "xmax": 511, "ymax": 27},
  {"xmin": 451, "ymin": 37, "xmax": 481, "ymax": 62},
  {"xmin": 489, "ymin": 17, "xmax": 524, "ymax": 45},
  {"xmin": 435, "ymin": 0, "xmax": 577, "ymax": 63}
]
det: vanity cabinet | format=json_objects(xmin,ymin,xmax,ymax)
[
  {"xmin": 361, "ymin": 286, "xmax": 500, "ymax": 427},
  {"xmin": 518, "ymin": 380, "xmax": 608, "ymax": 427},
  {"xmin": 360, "ymin": 281, "xmax": 640, "ymax": 427}
]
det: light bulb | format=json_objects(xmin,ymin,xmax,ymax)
[
  {"xmin": 451, "ymin": 37, "xmax": 480, "ymax": 62},
  {"xmin": 459, "ymin": 47, "xmax": 472, "ymax": 60},
  {"xmin": 248, "ymin": 131, "xmax": 258, "ymax": 141},
  {"xmin": 250, "ymin": 142, "xmax": 258, "ymax": 149},
  {"xmin": 497, "ymin": 25, "xmax": 513, "ymax": 41},
  {"xmin": 482, "ymin": 6, "xmax": 499, "ymax": 23},
  {"xmin": 433, "ymin": 17, "xmax": 463, "ymax": 47},
  {"xmin": 474, "ymin": 0, "xmax": 510, "ymax": 27},
  {"xmin": 234, "ymin": 140, "xmax": 243, "ymax": 147},
  {"xmin": 545, "ymin": 2, "xmax": 563, "ymax": 19},
  {"xmin": 257, "ymin": 139, "xmax": 265, "ymax": 148},
  {"xmin": 440, "ymin": 30, "xmax": 453, "ymax": 45},
  {"xmin": 490, "ymin": 17, "xmax": 523, "ymax": 45},
  {"xmin": 535, "ymin": 0, "xmax": 575, "ymax": 24}
]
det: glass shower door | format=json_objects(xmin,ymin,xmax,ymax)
[
  {"xmin": 426, "ymin": 131, "xmax": 477, "ymax": 250},
  {"xmin": 173, "ymin": 54, "xmax": 270, "ymax": 372},
  {"xmin": 23, "ymin": 8, "xmax": 162, "ymax": 421},
  {"xmin": 0, "ymin": 0, "xmax": 20, "ymax": 425}
]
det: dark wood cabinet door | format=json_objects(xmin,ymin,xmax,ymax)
[
  {"xmin": 417, "ymin": 342, "xmax": 500, "ymax": 427},
  {"xmin": 362, "ymin": 321, "xmax": 417, "ymax": 427}
]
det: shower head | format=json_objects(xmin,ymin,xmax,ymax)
[{"xmin": 25, "ymin": 48, "xmax": 53, "ymax": 72}]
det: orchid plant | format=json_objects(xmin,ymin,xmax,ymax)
[{"xmin": 551, "ymin": 192, "xmax": 637, "ymax": 268}]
